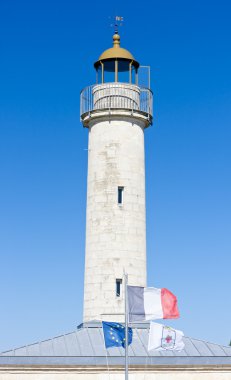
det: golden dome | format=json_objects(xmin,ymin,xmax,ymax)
[{"xmin": 94, "ymin": 34, "xmax": 139, "ymax": 69}]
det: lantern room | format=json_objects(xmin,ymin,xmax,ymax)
[
  {"xmin": 94, "ymin": 33, "xmax": 139, "ymax": 84},
  {"xmin": 80, "ymin": 32, "xmax": 153, "ymax": 126}
]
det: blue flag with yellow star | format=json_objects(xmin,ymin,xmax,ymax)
[{"xmin": 102, "ymin": 321, "xmax": 133, "ymax": 349}]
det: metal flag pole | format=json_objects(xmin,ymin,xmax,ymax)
[{"xmin": 124, "ymin": 272, "xmax": 128, "ymax": 380}]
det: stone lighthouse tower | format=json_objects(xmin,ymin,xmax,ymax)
[{"xmin": 80, "ymin": 32, "xmax": 153, "ymax": 322}]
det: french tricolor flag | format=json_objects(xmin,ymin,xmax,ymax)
[{"xmin": 127, "ymin": 286, "xmax": 179, "ymax": 322}]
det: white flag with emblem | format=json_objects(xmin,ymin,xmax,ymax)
[{"xmin": 148, "ymin": 322, "xmax": 185, "ymax": 351}]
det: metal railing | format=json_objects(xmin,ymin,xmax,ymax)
[{"xmin": 80, "ymin": 83, "xmax": 153, "ymax": 119}]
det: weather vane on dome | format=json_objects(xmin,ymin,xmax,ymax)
[{"xmin": 110, "ymin": 15, "xmax": 124, "ymax": 34}]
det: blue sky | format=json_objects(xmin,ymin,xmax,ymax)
[{"xmin": 0, "ymin": 0, "xmax": 231, "ymax": 351}]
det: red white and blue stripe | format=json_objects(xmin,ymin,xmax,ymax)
[{"xmin": 127, "ymin": 286, "xmax": 179, "ymax": 322}]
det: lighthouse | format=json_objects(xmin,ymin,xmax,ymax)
[
  {"xmin": 1, "ymin": 29, "xmax": 231, "ymax": 380},
  {"xmin": 81, "ymin": 32, "xmax": 153, "ymax": 322}
]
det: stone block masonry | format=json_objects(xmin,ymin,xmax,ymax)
[{"xmin": 83, "ymin": 115, "xmax": 147, "ymax": 321}]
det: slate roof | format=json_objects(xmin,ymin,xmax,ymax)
[{"xmin": 1, "ymin": 321, "xmax": 231, "ymax": 366}]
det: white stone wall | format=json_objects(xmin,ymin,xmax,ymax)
[
  {"xmin": 1, "ymin": 368, "xmax": 231, "ymax": 379},
  {"xmin": 84, "ymin": 115, "xmax": 147, "ymax": 321}
]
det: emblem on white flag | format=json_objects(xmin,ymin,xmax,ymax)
[
  {"xmin": 161, "ymin": 326, "xmax": 176, "ymax": 349},
  {"xmin": 148, "ymin": 322, "xmax": 185, "ymax": 351}
]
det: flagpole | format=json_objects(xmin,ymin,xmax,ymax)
[{"xmin": 124, "ymin": 272, "xmax": 128, "ymax": 380}]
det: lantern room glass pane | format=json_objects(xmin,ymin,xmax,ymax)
[
  {"xmin": 118, "ymin": 60, "xmax": 130, "ymax": 72},
  {"xmin": 118, "ymin": 60, "xmax": 130, "ymax": 83},
  {"xmin": 104, "ymin": 60, "xmax": 115, "ymax": 72},
  {"xmin": 103, "ymin": 60, "xmax": 116, "ymax": 82}
]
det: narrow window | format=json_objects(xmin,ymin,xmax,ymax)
[
  {"xmin": 116, "ymin": 279, "xmax": 122, "ymax": 297},
  {"xmin": 118, "ymin": 187, "xmax": 124, "ymax": 205}
]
